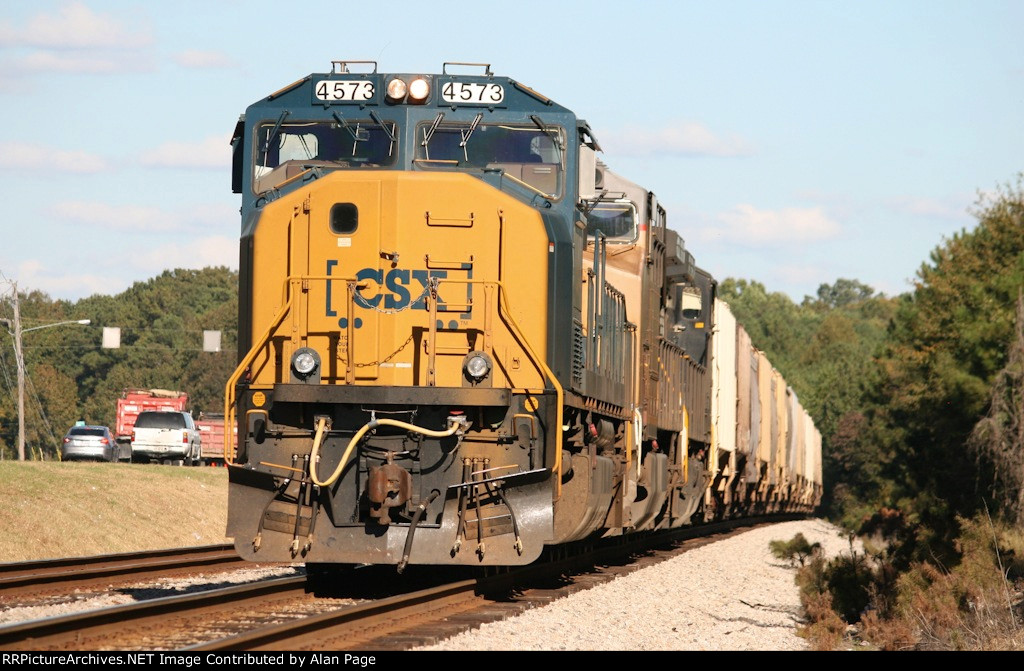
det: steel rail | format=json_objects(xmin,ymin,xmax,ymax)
[
  {"xmin": 187, "ymin": 578, "xmax": 480, "ymax": 651},
  {"xmin": 0, "ymin": 575, "xmax": 307, "ymax": 650},
  {"xmin": 0, "ymin": 544, "xmax": 242, "ymax": 596}
]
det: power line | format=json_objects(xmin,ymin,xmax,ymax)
[
  {"xmin": 0, "ymin": 339, "xmax": 15, "ymax": 401},
  {"xmin": 24, "ymin": 370, "xmax": 59, "ymax": 454}
]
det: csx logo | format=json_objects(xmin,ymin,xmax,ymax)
[
  {"xmin": 326, "ymin": 262, "xmax": 470, "ymax": 327},
  {"xmin": 352, "ymin": 267, "xmax": 446, "ymax": 310}
]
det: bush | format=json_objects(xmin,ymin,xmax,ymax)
[
  {"xmin": 788, "ymin": 538, "xmax": 865, "ymax": 650},
  {"xmin": 770, "ymin": 532, "xmax": 821, "ymax": 566},
  {"xmin": 859, "ymin": 609, "xmax": 916, "ymax": 651},
  {"xmin": 887, "ymin": 515, "xmax": 1024, "ymax": 650},
  {"xmin": 823, "ymin": 551, "xmax": 873, "ymax": 622},
  {"xmin": 800, "ymin": 590, "xmax": 847, "ymax": 650},
  {"xmin": 779, "ymin": 512, "xmax": 1024, "ymax": 650}
]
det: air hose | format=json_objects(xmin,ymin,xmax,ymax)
[{"xmin": 309, "ymin": 416, "xmax": 463, "ymax": 487}]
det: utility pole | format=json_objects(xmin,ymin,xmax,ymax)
[
  {"xmin": 11, "ymin": 283, "xmax": 24, "ymax": 461},
  {"xmin": 1, "ymin": 282, "xmax": 89, "ymax": 461}
]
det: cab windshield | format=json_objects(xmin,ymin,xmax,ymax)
[
  {"xmin": 584, "ymin": 200, "xmax": 638, "ymax": 243},
  {"xmin": 415, "ymin": 119, "xmax": 564, "ymax": 199},
  {"xmin": 253, "ymin": 118, "xmax": 397, "ymax": 192}
]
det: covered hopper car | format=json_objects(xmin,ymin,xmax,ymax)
[{"xmin": 224, "ymin": 61, "xmax": 822, "ymax": 569}]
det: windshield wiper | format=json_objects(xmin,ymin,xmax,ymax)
[
  {"xmin": 369, "ymin": 110, "xmax": 395, "ymax": 142},
  {"xmin": 420, "ymin": 112, "xmax": 446, "ymax": 160},
  {"xmin": 369, "ymin": 110, "xmax": 396, "ymax": 157},
  {"xmin": 459, "ymin": 113, "xmax": 483, "ymax": 161},
  {"xmin": 332, "ymin": 111, "xmax": 369, "ymax": 143},
  {"xmin": 421, "ymin": 112, "xmax": 445, "ymax": 145},
  {"xmin": 332, "ymin": 111, "xmax": 371, "ymax": 157},
  {"xmin": 530, "ymin": 114, "xmax": 562, "ymax": 153},
  {"xmin": 260, "ymin": 111, "xmax": 290, "ymax": 155}
]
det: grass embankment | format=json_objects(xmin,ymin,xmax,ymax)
[{"xmin": 0, "ymin": 462, "xmax": 230, "ymax": 562}]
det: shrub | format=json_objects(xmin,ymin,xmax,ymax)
[
  {"xmin": 770, "ymin": 532, "xmax": 821, "ymax": 566},
  {"xmin": 776, "ymin": 514, "xmax": 1024, "ymax": 650},
  {"xmin": 800, "ymin": 590, "xmax": 847, "ymax": 650},
  {"xmin": 859, "ymin": 609, "xmax": 916, "ymax": 650}
]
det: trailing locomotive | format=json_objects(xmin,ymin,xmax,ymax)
[{"xmin": 224, "ymin": 61, "xmax": 822, "ymax": 569}]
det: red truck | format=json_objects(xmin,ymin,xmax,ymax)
[
  {"xmin": 114, "ymin": 389, "xmax": 189, "ymax": 461},
  {"xmin": 194, "ymin": 412, "xmax": 234, "ymax": 466}
]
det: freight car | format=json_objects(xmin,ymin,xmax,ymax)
[{"xmin": 224, "ymin": 61, "xmax": 822, "ymax": 568}]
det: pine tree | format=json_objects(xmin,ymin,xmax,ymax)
[{"xmin": 970, "ymin": 292, "xmax": 1024, "ymax": 524}]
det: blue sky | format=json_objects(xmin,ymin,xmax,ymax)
[{"xmin": 0, "ymin": 1, "xmax": 1021, "ymax": 302}]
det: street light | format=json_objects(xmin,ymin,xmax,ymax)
[
  {"xmin": 21, "ymin": 319, "xmax": 91, "ymax": 334},
  {"xmin": 0, "ymin": 311, "xmax": 91, "ymax": 461}
]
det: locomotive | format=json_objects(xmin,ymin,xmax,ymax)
[{"xmin": 224, "ymin": 61, "xmax": 822, "ymax": 569}]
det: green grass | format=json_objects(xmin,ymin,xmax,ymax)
[{"xmin": 0, "ymin": 461, "xmax": 230, "ymax": 562}]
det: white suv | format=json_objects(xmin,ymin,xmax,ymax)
[{"xmin": 131, "ymin": 411, "xmax": 202, "ymax": 465}]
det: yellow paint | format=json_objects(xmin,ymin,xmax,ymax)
[
  {"xmin": 225, "ymin": 171, "xmax": 561, "ymax": 481},
  {"xmin": 245, "ymin": 172, "xmax": 548, "ymax": 390}
]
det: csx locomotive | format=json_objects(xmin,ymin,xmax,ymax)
[{"xmin": 225, "ymin": 61, "xmax": 822, "ymax": 569}]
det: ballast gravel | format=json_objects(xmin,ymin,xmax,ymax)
[{"xmin": 420, "ymin": 519, "xmax": 859, "ymax": 651}]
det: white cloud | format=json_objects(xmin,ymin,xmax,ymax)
[
  {"xmin": 773, "ymin": 263, "xmax": 833, "ymax": 287},
  {"xmin": 698, "ymin": 204, "xmax": 841, "ymax": 246},
  {"xmin": 888, "ymin": 195, "xmax": 970, "ymax": 221},
  {"xmin": 140, "ymin": 136, "xmax": 230, "ymax": 170},
  {"xmin": 0, "ymin": 2, "xmax": 152, "ymax": 50},
  {"xmin": 0, "ymin": 142, "xmax": 108, "ymax": 174},
  {"xmin": 173, "ymin": 50, "xmax": 235, "ymax": 70},
  {"xmin": 4, "ymin": 230, "xmax": 238, "ymax": 301},
  {"xmin": 128, "ymin": 236, "xmax": 238, "ymax": 272},
  {"xmin": 8, "ymin": 50, "xmax": 150, "ymax": 75},
  {"xmin": 13, "ymin": 259, "xmax": 124, "ymax": 298},
  {"xmin": 601, "ymin": 121, "xmax": 754, "ymax": 158},
  {"xmin": 48, "ymin": 201, "xmax": 180, "ymax": 232},
  {"xmin": 47, "ymin": 200, "xmax": 238, "ymax": 235}
]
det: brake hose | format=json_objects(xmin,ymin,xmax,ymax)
[{"xmin": 309, "ymin": 416, "xmax": 462, "ymax": 487}]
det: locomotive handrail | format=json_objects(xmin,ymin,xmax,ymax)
[
  {"xmin": 223, "ymin": 296, "xmax": 290, "ymax": 464},
  {"xmin": 434, "ymin": 276, "xmax": 565, "ymax": 495},
  {"xmin": 223, "ymin": 273, "xmax": 564, "ymax": 491},
  {"xmin": 224, "ymin": 274, "xmax": 361, "ymax": 463}
]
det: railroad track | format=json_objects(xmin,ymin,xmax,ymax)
[
  {"xmin": 0, "ymin": 516, "xmax": 802, "ymax": 651},
  {"xmin": 0, "ymin": 575, "xmax": 310, "ymax": 650},
  {"xmin": 197, "ymin": 515, "xmax": 800, "ymax": 650},
  {"xmin": 0, "ymin": 544, "xmax": 246, "ymax": 597}
]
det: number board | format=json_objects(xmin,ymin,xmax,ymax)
[
  {"xmin": 313, "ymin": 78, "xmax": 376, "ymax": 103},
  {"xmin": 440, "ymin": 80, "xmax": 505, "ymax": 106}
]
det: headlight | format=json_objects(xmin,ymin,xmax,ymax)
[
  {"xmin": 408, "ymin": 77, "xmax": 430, "ymax": 102},
  {"xmin": 386, "ymin": 78, "xmax": 407, "ymax": 102},
  {"xmin": 463, "ymin": 351, "xmax": 491, "ymax": 381},
  {"xmin": 292, "ymin": 347, "xmax": 320, "ymax": 377}
]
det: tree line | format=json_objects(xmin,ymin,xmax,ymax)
[
  {"xmin": 722, "ymin": 175, "xmax": 1024, "ymax": 558},
  {"xmin": 0, "ymin": 267, "xmax": 237, "ymax": 459},
  {"xmin": 735, "ymin": 175, "xmax": 1024, "ymax": 649}
]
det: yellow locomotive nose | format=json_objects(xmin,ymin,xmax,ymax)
[
  {"xmin": 228, "ymin": 166, "xmax": 564, "ymax": 566},
  {"xmin": 245, "ymin": 170, "xmax": 551, "ymax": 392}
]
